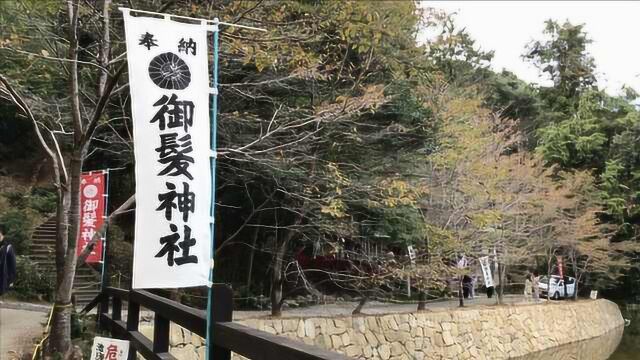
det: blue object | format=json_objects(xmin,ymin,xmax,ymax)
[{"xmin": 205, "ymin": 19, "xmax": 220, "ymax": 360}]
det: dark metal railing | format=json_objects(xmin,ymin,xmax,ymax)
[{"xmin": 82, "ymin": 285, "xmax": 350, "ymax": 360}]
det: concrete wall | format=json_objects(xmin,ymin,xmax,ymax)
[{"xmin": 140, "ymin": 299, "xmax": 623, "ymax": 360}]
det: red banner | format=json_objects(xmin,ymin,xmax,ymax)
[
  {"xmin": 557, "ymin": 255, "xmax": 564, "ymax": 278},
  {"xmin": 76, "ymin": 172, "xmax": 106, "ymax": 262}
]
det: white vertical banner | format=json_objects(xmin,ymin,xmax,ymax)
[
  {"xmin": 123, "ymin": 11, "xmax": 211, "ymax": 289},
  {"xmin": 479, "ymin": 256, "xmax": 494, "ymax": 288},
  {"xmin": 456, "ymin": 255, "xmax": 467, "ymax": 269},
  {"xmin": 407, "ymin": 245, "xmax": 416, "ymax": 264}
]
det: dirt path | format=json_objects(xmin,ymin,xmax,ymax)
[
  {"xmin": 0, "ymin": 308, "xmax": 47, "ymax": 359},
  {"xmin": 234, "ymin": 294, "xmax": 532, "ymax": 319}
]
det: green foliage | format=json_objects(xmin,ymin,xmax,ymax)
[
  {"xmin": 426, "ymin": 11, "xmax": 494, "ymax": 84},
  {"xmin": 2, "ymin": 0, "xmax": 638, "ymax": 303},
  {"xmin": 521, "ymin": 19, "xmax": 640, "ymax": 298},
  {"xmin": 484, "ymin": 71, "xmax": 540, "ymax": 122},
  {"xmin": 524, "ymin": 20, "xmax": 597, "ymax": 102},
  {"xmin": 378, "ymin": 206, "xmax": 426, "ymax": 245},
  {"xmin": 0, "ymin": 208, "xmax": 36, "ymax": 254},
  {"xmin": 28, "ymin": 187, "xmax": 57, "ymax": 214},
  {"xmin": 0, "ymin": 186, "xmax": 55, "ymax": 254},
  {"xmin": 10, "ymin": 255, "xmax": 54, "ymax": 301},
  {"xmin": 536, "ymin": 90, "xmax": 608, "ymax": 168},
  {"xmin": 598, "ymin": 160, "xmax": 628, "ymax": 219}
]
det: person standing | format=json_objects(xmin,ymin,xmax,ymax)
[
  {"xmin": 0, "ymin": 224, "xmax": 17, "ymax": 296},
  {"xmin": 470, "ymin": 275, "xmax": 477, "ymax": 299},
  {"xmin": 486, "ymin": 284, "xmax": 494, "ymax": 298},
  {"xmin": 462, "ymin": 275, "xmax": 472, "ymax": 299},
  {"xmin": 532, "ymin": 271, "xmax": 540, "ymax": 302},
  {"xmin": 524, "ymin": 272, "xmax": 533, "ymax": 302}
]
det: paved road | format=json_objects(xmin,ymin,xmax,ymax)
[
  {"xmin": 0, "ymin": 308, "xmax": 47, "ymax": 359},
  {"xmin": 234, "ymin": 294, "xmax": 534, "ymax": 319}
]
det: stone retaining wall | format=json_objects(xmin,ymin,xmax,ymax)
[{"xmin": 141, "ymin": 299, "xmax": 623, "ymax": 360}]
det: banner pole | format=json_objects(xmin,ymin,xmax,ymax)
[
  {"xmin": 205, "ymin": 18, "xmax": 220, "ymax": 360},
  {"xmin": 100, "ymin": 169, "xmax": 111, "ymax": 289}
]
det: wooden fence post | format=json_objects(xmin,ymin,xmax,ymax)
[
  {"xmin": 112, "ymin": 296, "xmax": 122, "ymax": 321},
  {"xmin": 126, "ymin": 300, "xmax": 140, "ymax": 360},
  {"xmin": 98, "ymin": 294, "xmax": 109, "ymax": 331},
  {"xmin": 208, "ymin": 284, "xmax": 233, "ymax": 360},
  {"xmin": 153, "ymin": 314, "xmax": 170, "ymax": 353}
]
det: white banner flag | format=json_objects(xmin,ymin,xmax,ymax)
[
  {"xmin": 90, "ymin": 337, "xmax": 130, "ymax": 360},
  {"xmin": 407, "ymin": 245, "xmax": 416, "ymax": 264},
  {"xmin": 479, "ymin": 256, "xmax": 494, "ymax": 288},
  {"xmin": 124, "ymin": 11, "xmax": 211, "ymax": 289}
]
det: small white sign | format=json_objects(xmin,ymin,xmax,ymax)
[
  {"xmin": 590, "ymin": 290, "xmax": 598, "ymax": 300},
  {"xmin": 90, "ymin": 337, "xmax": 130, "ymax": 360}
]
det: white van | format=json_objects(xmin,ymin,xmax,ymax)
[{"xmin": 538, "ymin": 275, "xmax": 576, "ymax": 299}]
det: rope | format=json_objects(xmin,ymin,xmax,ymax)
[{"xmin": 31, "ymin": 303, "xmax": 57, "ymax": 360}]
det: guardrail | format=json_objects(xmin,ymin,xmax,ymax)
[{"xmin": 82, "ymin": 285, "xmax": 351, "ymax": 360}]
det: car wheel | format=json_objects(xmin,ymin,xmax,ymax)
[{"xmin": 552, "ymin": 292, "xmax": 560, "ymax": 300}]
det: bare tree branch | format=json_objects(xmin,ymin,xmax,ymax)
[
  {"xmin": 77, "ymin": 194, "xmax": 135, "ymax": 266},
  {"xmin": 0, "ymin": 74, "xmax": 64, "ymax": 186},
  {"xmin": 67, "ymin": 0, "xmax": 83, "ymax": 138},
  {"xmin": 97, "ymin": 0, "xmax": 111, "ymax": 98},
  {"xmin": 83, "ymin": 62, "xmax": 126, "ymax": 146}
]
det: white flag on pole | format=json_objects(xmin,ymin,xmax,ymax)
[
  {"xmin": 479, "ymin": 256, "xmax": 494, "ymax": 288},
  {"xmin": 123, "ymin": 11, "xmax": 211, "ymax": 289}
]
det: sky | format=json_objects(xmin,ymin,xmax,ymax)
[{"xmin": 418, "ymin": 1, "xmax": 640, "ymax": 96}]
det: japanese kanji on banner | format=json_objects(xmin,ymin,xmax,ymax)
[
  {"xmin": 90, "ymin": 337, "xmax": 129, "ymax": 360},
  {"xmin": 479, "ymin": 256, "xmax": 494, "ymax": 288},
  {"xmin": 76, "ymin": 172, "xmax": 106, "ymax": 263},
  {"xmin": 123, "ymin": 11, "xmax": 212, "ymax": 289}
]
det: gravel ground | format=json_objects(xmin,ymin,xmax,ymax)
[
  {"xmin": 234, "ymin": 294, "xmax": 533, "ymax": 320},
  {"xmin": 0, "ymin": 307, "xmax": 47, "ymax": 359}
]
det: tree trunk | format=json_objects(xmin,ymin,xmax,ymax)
[
  {"xmin": 270, "ymin": 265, "xmax": 284, "ymax": 317},
  {"xmin": 48, "ymin": 154, "xmax": 83, "ymax": 357},
  {"xmin": 245, "ymin": 218, "xmax": 262, "ymax": 290},
  {"xmin": 497, "ymin": 263, "xmax": 506, "ymax": 304},
  {"xmin": 270, "ymin": 215, "xmax": 303, "ymax": 316},
  {"xmin": 270, "ymin": 233, "xmax": 289, "ymax": 317},
  {"xmin": 458, "ymin": 276, "xmax": 464, "ymax": 307},
  {"xmin": 352, "ymin": 296, "xmax": 368, "ymax": 315},
  {"xmin": 417, "ymin": 290, "xmax": 427, "ymax": 311}
]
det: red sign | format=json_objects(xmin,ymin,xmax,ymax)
[
  {"xmin": 77, "ymin": 172, "xmax": 106, "ymax": 262},
  {"xmin": 557, "ymin": 255, "xmax": 564, "ymax": 278}
]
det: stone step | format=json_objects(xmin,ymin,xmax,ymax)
[
  {"xmin": 30, "ymin": 242, "xmax": 56, "ymax": 247},
  {"xmin": 74, "ymin": 286, "xmax": 101, "ymax": 293},
  {"xmin": 31, "ymin": 248, "xmax": 55, "ymax": 255},
  {"xmin": 32, "ymin": 235, "xmax": 56, "ymax": 239},
  {"xmin": 75, "ymin": 294, "xmax": 100, "ymax": 302},
  {"xmin": 31, "ymin": 238, "xmax": 56, "ymax": 244},
  {"xmin": 32, "ymin": 234, "xmax": 56, "ymax": 238}
]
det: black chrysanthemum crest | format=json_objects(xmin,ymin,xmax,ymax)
[{"xmin": 148, "ymin": 52, "xmax": 192, "ymax": 90}]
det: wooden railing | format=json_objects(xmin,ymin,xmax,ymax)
[{"xmin": 82, "ymin": 285, "xmax": 351, "ymax": 360}]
